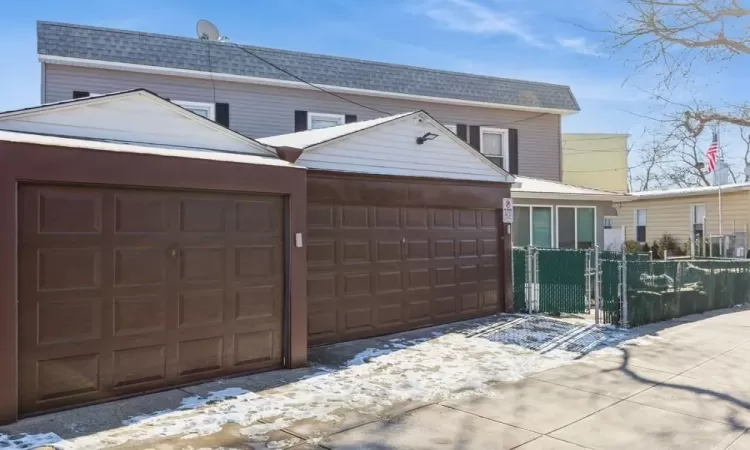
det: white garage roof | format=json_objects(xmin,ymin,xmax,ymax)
[
  {"xmin": 0, "ymin": 89, "xmax": 276, "ymax": 157},
  {"xmin": 259, "ymin": 111, "xmax": 514, "ymax": 184}
]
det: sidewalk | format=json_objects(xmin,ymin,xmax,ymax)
[{"xmin": 2, "ymin": 307, "xmax": 750, "ymax": 449}]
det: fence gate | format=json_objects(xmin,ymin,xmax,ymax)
[{"xmin": 513, "ymin": 248, "xmax": 589, "ymax": 315}]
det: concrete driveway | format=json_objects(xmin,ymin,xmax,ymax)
[{"xmin": 3, "ymin": 307, "xmax": 750, "ymax": 449}]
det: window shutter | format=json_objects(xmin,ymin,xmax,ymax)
[
  {"xmin": 72, "ymin": 91, "xmax": 90, "ymax": 99},
  {"xmin": 295, "ymin": 110, "xmax": 308, "ymax": 131},
  {"xmin": 456, "ymin": 124, "xmax": 468, "ymax": 142},
  {"xmin": 468, "ymin": 125, "xmax": 480, "ymax": 151},
  {"xmin": 345, "ymin": 114, "xmax": 357, "ymax": 124},
  {"xmin": 215, "ymin": 103, "xmax": 230, "ymax": 127},
  {"xmin": 508, "ymin": 128, "xmax": 519, "ymax": 175}
]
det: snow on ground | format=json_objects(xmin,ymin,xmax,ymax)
[{"xmin": 0, "ymin": 314, "xmax": 657, "ymax": 449}]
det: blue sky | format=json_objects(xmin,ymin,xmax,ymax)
[{"xmin": 1, "ymin": 0, "xmax": 746, "ymax": 169}]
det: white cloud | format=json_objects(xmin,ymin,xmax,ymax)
[
  {"xmin": 556, "ymin": 37, "xmax": 604, "ymax": 57},
  {"xmin": 421, "ymin": 0, "xmax": 547, "ymax": 47}
]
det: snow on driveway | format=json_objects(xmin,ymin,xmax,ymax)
[{"xmin": 0, "ymin": 314, "xmax": 656, "ymax": 449}]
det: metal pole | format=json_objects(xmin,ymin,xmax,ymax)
[
  {"xmin": 621, "ymin": 242, "xmax": 629, "ymax": 327},
  {"xmin": 585, "ymin": 250, "xmax": 591, "ymax": 313},
  {"xmin": 594, "ymin": 245, "xmax": 601, "ymax": 324}
]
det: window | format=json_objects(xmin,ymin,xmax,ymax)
[
  {"xmin": 603, "ymin": 217, "xmax": 615, "ymax": 229},
  {"xmin": 692, "ymin": 204, "xmax": 706, "ymax": 238},
  {"xmin": 512, "ymin": 206, "xmax": 553, "ymax": 248},
  {"xmin": 173, "ymin": 100, "xmax": 215, "ymax": 120},
  {"xmin": 308, "ymin": 112, "xmax": 345, "ymax": 130},
  {"xmin": 480, "ymin": 127, "xmax": 509, "ymax": 171},
  {"xmin": 635, "ymin": 209, "xmax": 647, "ymax": 243},
  {"xmin": 444, "ymin": 124, "xmax": 457, "ymax": 134},
  {"xmin": 557, "ymin": 206, "xmax": 597, "ymax": 249}
]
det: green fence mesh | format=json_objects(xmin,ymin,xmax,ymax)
[
  {"xmin": 600, "ymin": 251, "xmax": 650, "ymax": 262},
  {"xmin": 512, "ymin": 248, "xmax": 527, "ymax": 313},
  {"xmin": 626, "ymin": 259, "xmax": 750, "ymax": 327},
  {"xmin": 601, "ymin": 260, "xmax": 620, "ymax": 325},
  {"xmin": 537, "ymin": 249, "xmax": 587, "ymax": 315}
]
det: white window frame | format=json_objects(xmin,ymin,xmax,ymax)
[
  {"xmin": 691, "ymin": 204, "xmax": 706, "ymax": 226},
  {"xmin": 512, "ymin": 205, "xmax": 554, "ymax": 248},
  {"xmin": 444, "ymin": 124, "xmax": 457, "ymax": 134},
  {"xmin": 634, "ymin": 208, "xmax": 647, "ymax": 243},
  {"xmin": 173, "ymin": 100, "xmax": 215, "ymax": 120},
  {"xmin": 308, "ymin": 112, "xmax": 345, "ymax": 129},
  {"xmin": 554, "ymin": 205, "xmax": 597, "ymax": 249},
  {"xmin": 479, "ymin": 127, "xmax": 510, "ymax": 171}
]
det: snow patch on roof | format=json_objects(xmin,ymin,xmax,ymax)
[
  {"xmin": 628, "ymin": 182, "xmax": 750, "ymax": 200},
  {"xmin": 259, "ymin": 112, "xmax": 415, "ymax": 149},
  {"xmin": 513, "ymin": 176, "xmax": 623, "ymax": 197}
]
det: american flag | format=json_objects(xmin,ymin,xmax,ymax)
[{"xmin": 706, "ymin": 132, "xmax": 719, "ymax": 173}]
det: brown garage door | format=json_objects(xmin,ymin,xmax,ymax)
[
  {"xmin": 18, "ymin": 185, "xmax": 285, "ymax": 415},
  {"xmin": 307, "ymin": 204, "xmax": 501, "ymax": 345}
]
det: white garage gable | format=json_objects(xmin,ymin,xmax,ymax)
[
  {"xmin": 0, "ymin": 90, "xmax": 275, "ymax": 156},
  {"xmin": 260, "ymin": 111, "xmax": 513, "ymax": 183}
]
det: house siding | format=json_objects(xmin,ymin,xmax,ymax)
[
  {"xmin": 44, "ymin": 64, "xmax": 563, "ymax": 181},
  {"xmin": 295, "ymin": 114, "xmax": 509, "ymax": 182},
  {"xmin": 511, "ymin": 197, "xmax": 614, "ymax": 248},
  {"xmin": 613, "ymin": 191, "xmax": 750, "ymax": 245},
  {"xmin": 562, "ymin": 134, "xmax": 628, "ymax": 192}
]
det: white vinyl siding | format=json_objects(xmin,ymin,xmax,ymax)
[
  {"xmin": 44, "ymin": 64, "xmax": 563, "ymax": 181},
  {"xmin": 296, "ymin": 116, "xmax": 508, "ymax": 182},
  {"xmin": 0, "ymin": 94, "xmax": 269, "ymax": 155}
]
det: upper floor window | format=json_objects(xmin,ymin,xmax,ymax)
[
  {"xmin": 173, "ymin": 100, "xmax": 215, "ymax": 120},
  {"xmin": 309, "ymin": 112, "xmax": 345, "ymax": 130},
  {"xmin": 480, "ymin": 127, "xmax": 509, "ymax": 171},
  {"xmin": 692, "ymin": 204, "xmax": 706, "ymax": 237},
  {"xmin": 444, "ymin": 124, "xmax": 457, "ymax": 134}
]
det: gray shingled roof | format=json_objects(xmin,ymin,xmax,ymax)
[{"xmin": 38, "ymin": 21, "xmax": 580, "ymax": 112}]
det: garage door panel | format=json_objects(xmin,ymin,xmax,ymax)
[
  {"xmin": 19, "ymin": 185, "xmax": 285, "ymax": 415},
  {"xmin": 114, "ymin": 193, "xmax": 168, "ymax": 234},
  {"xmin": 37, "ymin": 297, "xmax": 102, "ymax": 345},
  {"xmin": 308, "ymin": 203, "xmax": 502, "ymax": 345},
  {"xmin": 37, "ymin": 188, "xmax": 103, "ymax": 235}
]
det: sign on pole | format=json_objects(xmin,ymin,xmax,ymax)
[{"xmin": 502, "ymin": 198, "xmax": 513, "ymax": 223}]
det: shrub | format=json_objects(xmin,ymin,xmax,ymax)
[{"xmin": 624, "ymin": 240, "xmax": 641, "ymax": 253}]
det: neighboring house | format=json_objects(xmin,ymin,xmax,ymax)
[
  {"xmin": 0, "ymin": 91, "xmax": 515, "ymax": 422},
  {"xmin": 37, "ymin": 21, "xmax": 625, "ymax": 250},
  {"xmin": 37, "ymin": 21, "xmax": 579, "ymax": 182},
  {"xmin": 562, "ymin": 133, "xmax": 629, "ymax": 193},
  {"xmin": 511, "ymin": 177, "xmax": 622, "ymax": 250},
  {"xmin": 613, "ymin": 183, "xmax": 750, "ymax": 253}
]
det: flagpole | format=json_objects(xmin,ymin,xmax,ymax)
[{"xmin": 717, "ymin": 125, "xmax": 723, "ymax": 252}]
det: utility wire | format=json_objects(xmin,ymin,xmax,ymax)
[{"xmin": 232, "ymin": 43, "xmax": 391, "ymax": 115}]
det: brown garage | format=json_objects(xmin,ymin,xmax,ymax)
[
  {"xmin": 0, "ymin": 135, "xmax": 307, "ymax": 423},
  {"xmin": 260, "ymin": 110, "xmax": 514, "ymax": 346},
  {"xmin": 306, "ymin": 172, "xmax": 511, "ymax": 345}
]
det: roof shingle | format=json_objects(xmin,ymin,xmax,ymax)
[{"xmin": 38, "ymin": 21, "xmax": 580, "ymax": 112}]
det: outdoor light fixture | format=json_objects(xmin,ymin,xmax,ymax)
[{"xmin": 416, "ymin": 132, "xmax": 439, "ymax": 145}]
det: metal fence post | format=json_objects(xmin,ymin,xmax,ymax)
[
  {"xmin": 620, "ymin": 243, "xmax": 629, "ymax": 327},
  {"xmin": 585, "ymin": 250, "xmax": 591, "ymax": 313},
  {"xmin": 525, "ymin": 248, "xmax": 532, "ymax": 313},
  {"xmin": 594, "ymin": 245, "xmax": 601, "ymax": 324}
]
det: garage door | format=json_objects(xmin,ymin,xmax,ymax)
[
  {"xmin": 18, "ymin": 185, "xmax": 285, "ymax": 415},
  {"xmin": 307, "ymin": 204, "xmax": 501, "ymax": 345}
]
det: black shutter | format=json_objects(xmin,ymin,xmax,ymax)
[
  {"xmin": 345, "ymin": 114, "xmax": 357, "ymax": 124},
  {"xmin": 468, "ymin": 125, "xmax": 481, "ymax": 151},
  {"xmin": 295, "ymin": 110, "xmax": 308, "ymax": 131},
  {"xmin": 456, "ymin": 124, "xmax": 468, "ymax": 142},
  {"xmin": 72, "ymin": 91, "xmax": 90, "ymax": 99},
  {"xmin": 508, "ymin": 128, "xmax": 519, "ymax": 175},
  {"xmin": 215, "ymin": 103, "xmax": 230, "ymax": 127}
]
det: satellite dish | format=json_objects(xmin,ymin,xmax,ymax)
[{"xmin": 196, "ymin": 20, "xmax": 220, "ymax": 41}]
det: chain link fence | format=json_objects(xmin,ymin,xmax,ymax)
[{"xmin": 513, "ymin": 247, "xmax": 750, "ymax": 327}]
